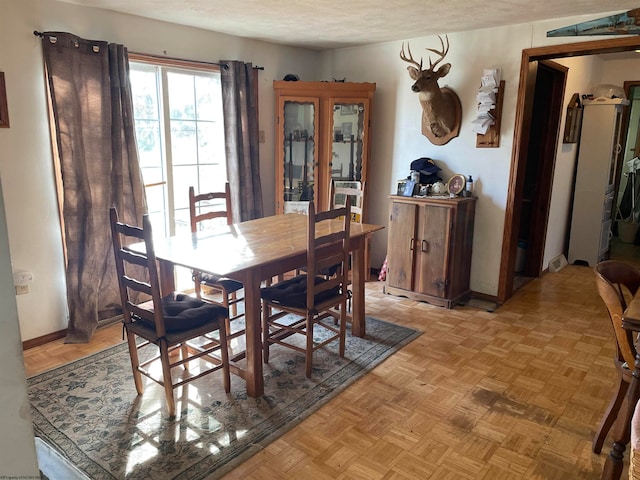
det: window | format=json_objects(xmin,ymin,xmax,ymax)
[{"xmin": 129, "ymin": 58, "xmax": 227, "ymax": 237}]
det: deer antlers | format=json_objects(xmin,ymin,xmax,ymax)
[
  {"xmin": 425, "ymin": 35, "xmax": 449, "ymax": 70},
  {"xmin": 400, "ymin": 35, "xmax": 450, "ymax": 72},
  {"xmin": 400, "ymin": 42, "xmax": 422, "ymax": 70}
]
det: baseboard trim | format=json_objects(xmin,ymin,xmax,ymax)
[
  {"xmin": 23, "ymin": 329, "xmax": 67, "ymax": 351},
  {"xmin": 469, "ymin": 290, "xmax": 499, "ymax": 304}
]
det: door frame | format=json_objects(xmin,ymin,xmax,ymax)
[
  {"xmin": 521, "ymin": 60, "xmax": 567, "ymax": 277},
  {"xmin": 498, "ymin": 36, "xmax": 640, "ymax": 303}
]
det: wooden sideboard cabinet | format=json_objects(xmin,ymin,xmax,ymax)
[{"xmin": 384, "ymin": 195, "xmax": 476, "ymax": 308}]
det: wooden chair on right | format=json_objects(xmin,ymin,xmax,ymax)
[
  {"xmin": 593, "ymin": 260, "xmax": 640, "ymax": 453},
  {"xmin": 260, "ymin": 200, "xmax": 351, "ymax": 378}
]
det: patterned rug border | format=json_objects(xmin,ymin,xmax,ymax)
[{"xmin": 29, "ymin": 316, "xmax": 422, "ymax": 480}]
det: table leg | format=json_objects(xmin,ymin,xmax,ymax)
[
  {"xmin": 158, "ymin": 259, "xmax": 176, "ymax": 296},
  {"xmin": 601, "ymin": 354, "xmax": 640, "ymax": 480},
  {"xmin": 242, "ymin": 269, "xmax": 264, "ymax": 397},
  {"xmin": 351, "ymin": 237, "xmax": 366, "ymax": 338}
]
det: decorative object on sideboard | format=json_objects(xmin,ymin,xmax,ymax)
[
  {"xmin": 0, "ymin": 72, "xmax": 9, "ymax": 128},
  {"xmin": 409, "ymin": 157, "xmax": 442, "ymax": 184},
  {"xmin": 464, "ymin": 175, "xmax": 474, "ymax": 197},
  {"xmin": 399, "ymin": 35, "xmax": 462, "ymax": 146},
  {"xmin": 447, "ymin": 174, "xmax": 466, "ymax": 196}
]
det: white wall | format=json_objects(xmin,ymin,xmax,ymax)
[
  {"xmin": 320, "ymin": 12, "xmax": 631, "ymax": 294},
  {"xmin": 544, "ymin": 55, "xmax": 603, "ymax": 270},
  {"xmin": 1, "ymin": 0, "xmax": 319, "ymax": 341},
  {"xmin": 0, "ymin": 177, "xmax": 39, "ymax": 475}
]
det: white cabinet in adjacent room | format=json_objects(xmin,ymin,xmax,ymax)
[{"xmin": 568, "ymin": 97, "xmax": 628, "ymax": 266}]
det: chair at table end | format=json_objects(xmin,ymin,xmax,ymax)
[{"xmin": 593, "ymin": 260, "xmax": 640, "ymax": 454}]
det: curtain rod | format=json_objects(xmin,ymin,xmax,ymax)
[{"xmin": 33, "ymin": 31, "xmax": 264, "ymax": 71}]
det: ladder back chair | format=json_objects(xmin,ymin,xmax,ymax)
[
  {"xmin": 109, "ymin": 207, "xmax": 230, "ymax": 418},
  {"xmin": 189, "ymin": 184, "xmax": 246, "ymax": 361},
  {"xmin": 593, "ymin": 260, "xmax": 640, "ymax": 453},
  {"xmin": 331, "ymin": 180, "xmax": 369, "ymax": 276},
  {"xmin": 260, "ymin": 200, "xmax": 351, "ymax": 378}
]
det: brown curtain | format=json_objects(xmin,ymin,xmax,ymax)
[
  {"xmin": 220, "ymin": 61, "xmax": 263, "ymax": 222},
  {"xmin": 42, "ymin": 32, "xmax": 146, "ymax": 343}
]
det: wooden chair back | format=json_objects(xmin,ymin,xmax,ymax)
[
  {"xmin": 594, "ymin": 260, "xmax": 640, "ymax": 368},
  {"xmin": 331, "ymin": 180, "xmax": 364, "ymax": 223},
  {"xmin": 109, "ymin": 207, "xmax": 166, "ymax": 336},
  {"xmin": 306, "ymin": 200, "xmax": 351, "ymax": 310},
  {"xmin": 189, "ymin": 183, "xmax": 232, "ymax": 232}
]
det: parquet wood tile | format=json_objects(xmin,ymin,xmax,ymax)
[{"xmin": 24, "ymin": 264, "xmax": 636, "ymax": 479}]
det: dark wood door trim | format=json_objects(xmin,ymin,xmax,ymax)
[
  {"xmin": 498, "ymin": 36, "xmax": 640, "ymax": 303},
  {"xmin": 525, "ymin": 61, "xmax": 567, "ymax": 277}
]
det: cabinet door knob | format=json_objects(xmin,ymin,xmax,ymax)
[
  {"xmin": 422, "ymin": 240, "xmax": 428, "ymax": 252},
  {"xmin": 410, "ymin": 238, "xmax": 415, "ymax": 250}
]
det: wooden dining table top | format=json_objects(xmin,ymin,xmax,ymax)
[
  {"xmin": 148, "ymin": 213, "xmax": 384, "ymax": 280},
  {"xmin": 623, "ymin": 295, "xmax": 640, "ymax": 331}
]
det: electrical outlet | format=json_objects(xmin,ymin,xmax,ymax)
[{"xmin": 15, "ymin": 285, "xmax": 29, "ymax": 295}]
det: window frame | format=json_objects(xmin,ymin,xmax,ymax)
[{"xmin": 128, "ymin": 52, "xmax": 225, "ymax": 236}]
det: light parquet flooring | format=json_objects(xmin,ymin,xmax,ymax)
[{"xmin": 23, "ymin": 265, "xmax": 628, "ymax": 479}]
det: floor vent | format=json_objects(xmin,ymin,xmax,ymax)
[{"xmin": 549, "ymin": 254, "xmax": 568, "ymax": 273}]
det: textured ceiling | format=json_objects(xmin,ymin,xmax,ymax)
[{"xmin": 58, "ymin": 0, "xmax": 640, "ymax": 50}]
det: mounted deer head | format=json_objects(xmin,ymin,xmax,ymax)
[{"xmin": 400, "ymin": 35, "xmax": 462, "ymax": 145}]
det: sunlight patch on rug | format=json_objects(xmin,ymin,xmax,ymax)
[{"xmin": 29, "ymin": 317, "xmax": 420, "ymax": 480}]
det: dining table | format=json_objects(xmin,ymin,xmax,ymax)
[
  {"xmin": 134, "ymin": 213, "xmax": 384, "ymax": 398},
  {"xmin": 601, "ymin": 294, "xmax": 640, "ymax": 480}
]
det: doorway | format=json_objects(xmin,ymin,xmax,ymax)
[
  {"xmin": 498, "ymin": 37, "xmax": 640, "ymax": 303},
  {"xmin": 515, "ymin": 60, "xmax": 567, "ymax": 285}
]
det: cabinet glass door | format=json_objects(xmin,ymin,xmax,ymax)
[
  {"xmin": 331, "ymin": 101, "xmax": 366, "ymax": 181},
  {"xmin": 282, "ymin": 100, "xmax": 316, "ymax": 214}
]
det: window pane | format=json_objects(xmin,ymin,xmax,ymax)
[
  {"xmin": 171, "ymin": 120, "xmax": 197, "ymax": 166},
  {"xmin": 173, "ymin": 165, "xmax": 198, "ymax": 210},
  {"xmin": 198, "ymin": 122, "xmax": 225, "ymax": 165},
  {"xmin": 131, "ymin": 68, "xmax": 160, "ymax": 120},
  {"xmin": 174, "ymin": 208, "xmax": 191, "ymax": 235},
  {"xmin": 195, "ymin": 75, "xmax": 222, "ymax": 121},
  {"xmin": 168, "ymin": 72, "xmax": 196, "ymax": 121},
  {"xmin": 131, "ymin": 61, "xmax": 226, "ymax": 238},
  {"xmin": 198, "ymin": 165, "xmax": 227, "ymax": 193},
  {"xmin": 136, "ymin": 119, "xmax": 162, "ymax": 169},
  {"xmin": 140, "ymin": 166, "xmax": 165, "ymax": 186}
]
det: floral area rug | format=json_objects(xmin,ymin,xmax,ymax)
[{"xmin": 28, "ymin": 317, "xmax": 421, "ymax": 480}]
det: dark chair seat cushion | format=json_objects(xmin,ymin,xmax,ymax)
[
  {"xmin": 199, "ymin": 273, "xmax": 243, "ymax": 293},
  {"xmin": 134, "ymin": 292, "xmax": 228, "ymax": 333},
  {"xmin": 261, "ymin": 275, "xmax": 340, "ymax": 309},
  {"xmin": 299, "ymin": 263, "xmax": 340, "ymax": 277}
]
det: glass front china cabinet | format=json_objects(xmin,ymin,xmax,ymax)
[{"xmin": 273, "ymin": 81, "xmax": 376, "ymax": 216}]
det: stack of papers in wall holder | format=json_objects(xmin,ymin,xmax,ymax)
[{"xmin": 473, "ymin": 68, "xmax": 501, "ymax": 135}]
